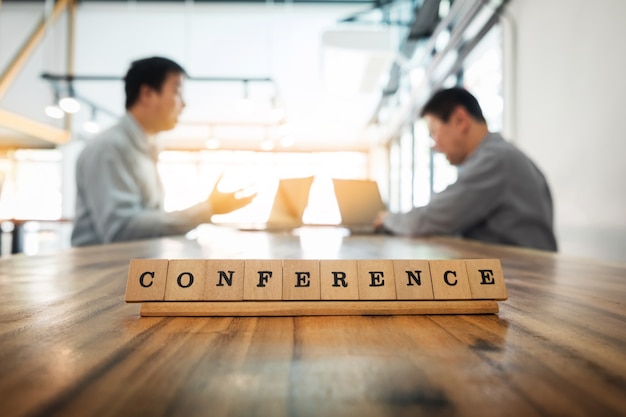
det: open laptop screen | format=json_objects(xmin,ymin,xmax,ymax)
[{"xmin": 332, "ymin": 178, "xmax": 386, "ymax": 228}]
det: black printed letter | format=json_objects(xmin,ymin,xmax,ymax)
[
  {"xmin": 295, "ymin": 272, "xmax": 311, "ymax": 287},
  {"xmin": 332, "ymin": 271, "xmax": 348, "ymax": 287},
  {"xmin": 177, "ymin": 272, "xmax": 194, "ymax": 288},
  {"xmin": 369, "ymin": 271, "xmax": 385, "ymax": 287},
  {"xmin": 478, "ymin": 269, "xmax": 495, "ymax": 285},
  {"xmin": 257, "ymin": 271, "xmax": 272, "ymax": 287},
  {"xmin": 139, "ymin": 271, "xmax": 154, "ymax": 288},
  {"xmin": 406, "ymin": 270, "xmax": 422, "ymax": 286},
  {"xmin": 443, "ymin": 270, "xmax": 457, "ymax": 286},
  {"xmin": 217, "ymin": 270, "xmax": 234, "ymax": 287}
]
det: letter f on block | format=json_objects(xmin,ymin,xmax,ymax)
[{"xmin": 257, "ymin": 271, "xmax": 272, "ymax": 287}]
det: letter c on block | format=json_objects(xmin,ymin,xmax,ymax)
[
  {"xmin": 139, "ymin": 271, "xmax": 155, "ymax": 288},
  {"xmin": 443, "ymin": 270, "xmax": 457, "ymax": 286}
]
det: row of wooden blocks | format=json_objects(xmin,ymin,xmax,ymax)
[{"xmin": 126, "ymin": 258, "xmax": 507, "ymax": 302}]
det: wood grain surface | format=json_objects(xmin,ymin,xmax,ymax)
[{"xmin": 1, "ymin": 225, "xmax": 625, "ymax": 417}]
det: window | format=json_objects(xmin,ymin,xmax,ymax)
[
  {"xmin": 386, "ymin": 22, "xmax": 504, "ymax": 211},
  {"xmin": 0, "ymin": 150, "xmax": 63, "ymax": 220},
  {"xmin": 158, "ymin": 150, "xmax": 369, "ymax": 225}
]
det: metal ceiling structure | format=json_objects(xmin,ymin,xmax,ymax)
[
  {"xmin": 0, "ymin": 0, "xmax": 388, "ymax": 150},
  {"xmin": 0, "ymin": 0, "xmax": 510, "ymax": 151}
]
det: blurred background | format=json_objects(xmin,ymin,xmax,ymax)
[{"xmin": 0, "ymin": 0, "xmax": 624, "ymax": 262}]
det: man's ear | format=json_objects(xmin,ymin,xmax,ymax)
[
  {"xmin": 137, "ymin": 84, "xmax": 156, "ymax": 105},
  {"xmin": 451, "ymin": 106, "xmax": 471, "ymax": 132}
]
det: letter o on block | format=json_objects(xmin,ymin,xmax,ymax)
[{"xmin": 164, "ymin": 260, "xmax": 207, "ymax": 301}]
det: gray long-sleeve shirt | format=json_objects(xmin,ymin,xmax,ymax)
[
  {"xmin": 383, "ymin": 132, "xmax": 557, "ymax": 251},
  {"xmin": 71, "ymin": 113, "xmax": 213, "ymax": 246}
]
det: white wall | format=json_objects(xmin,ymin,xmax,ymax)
[{"xmin": 506, "ymin": 0, "xmax": 626, "ymax": 263}]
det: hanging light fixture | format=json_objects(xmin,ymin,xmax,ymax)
[
  {"xmin": 44, "ymin": 105, "xmax": 65, "ymax": 119},
  {"xmin": 44, "ymin": 105, "xmax": 64, "ymax": 119},
  {"xmin": 59, "ymin": 82, "xmax": 81, "ymax": 113},
  {"xmin": 44, "ymin": 88, "xmax": 64, "ymax": 119}
]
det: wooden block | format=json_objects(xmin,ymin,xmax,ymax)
[
  {"xmin": 125, "ymin": 259, "xmax": 169, "ymax": 302},
  {"xmin": 283, "ymin": 260, "xmax": 321, "ymax": 300},
  {"xmin": 393, "ymin": 260, "xmax": 434, "ymax": 300},
  {"xmin": 357, "ymin": 260, "xmax": 397, "ymax": 300},
  {"xmin": 320, "ymin": 260, "xmax": 359, "ymax": 300},
  {"xmin": 243, "ymin": 259, "xmax": 283, "ymax": 300},
  {"xmin": 429, "ymin": 260, "xmax": 472, "ymax": 300},
  {"xmin": 204, "ymin": 259, "xmax": 245, "ymax": 301},
  {"xmin": 164, "ymin": 260, "xmax": 206, "ymax": 301},
  {"xmin": 140, "ymin": 300, "xmax": 500, "ymax": 316},
  {"xmin": 465, "ymin": 259, "xmax": 508, "ymax": 300}
]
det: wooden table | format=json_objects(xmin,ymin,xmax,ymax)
[{"xmin": 1, "ymin": 226, "xmax": 625, "ymax": 416}]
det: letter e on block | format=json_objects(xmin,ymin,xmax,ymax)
[
  {"xmin": 283, "ymin": 260, "xmax": 320, "ymax": 300},
  {"xmin": 320, "ymin": 260, "xmax": 359, "ymax": 300},
  {"xmin": 429, "ymin": 260, "xmax": 472, "ymax": 300},
  {"xmin": 164, "ymin": 260, "xmax": 206, "ymax": 301},
  {"xmin": 465, "ymin": 259, "xmax": 508, "ymax": 300},
  {"xmin": 126, "ymin": 259, "xmax": 169, "ymax": 302},
  {"xmin": 244, "ymin": 259, "xmax": 283, "ymax": 300},
  {"xmin": 393, "ymin": 260, "xmax": 434, "ymax": 300},
  {"xmin": 204, "ymin": 260, "xmax": 245, "ymax": 301},
  {"xmin": 357, "ymin": 260, "xmax": 397, "ymax": 300}
]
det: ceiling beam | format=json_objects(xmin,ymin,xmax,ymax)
[
  {"xmin": 0, "ymin": 0, "xmax": 70, "ymax": 100},
  {"xmin": 64, "ymin": 0, "xmax": 77, "ymax": 130},
  {"xmin": 0, "ymin": 109, "xmax": 70, "ymax": 145}
]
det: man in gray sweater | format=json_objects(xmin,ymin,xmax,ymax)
[
  {"xmin": 72, "ymin": 57, "xmax": 255, "ymax": 246},
  {"xmin": 376, "ymin": 87, "xmax": 557, "ymax": 251}
]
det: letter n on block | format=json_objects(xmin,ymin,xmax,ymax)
[
  {"xmin": 357, "ymin": 260, "xmax": 397, "ymax": 300},
  {"xmin": 164, "ymin": 260, "xmax": 206, "ymax": 301},
  {"xmin": 204, "ymin": 260, "xmax": 245, "ymax": 301},
  {"xmin": 429, "ymin": 260, "xmax": 472, "ymax": 300},
  {"xmin": 320, "ymin": 260, "xmax": 359, "ymax": 300},
  {"xmin": 244, "ymin": 259, "xmax": 283, "ymax": 300},
  {"xmin": 465, "ymin": 259, "xmax": 508, "ymax": 300},
  {"xmin": 125, "ymin": 259, "xmax": 169, "ymax": 302},
  {"xmin": 393, "ymin": 260, "xmax": 434, "ymax": 300},
  {"xmin": 283, "ymin": 260, "xmax": 320, "ymax": 300}
]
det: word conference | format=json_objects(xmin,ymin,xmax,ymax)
[{"xmin": 125, "ymin": 258, "xmax": 507, "ymax": 316}]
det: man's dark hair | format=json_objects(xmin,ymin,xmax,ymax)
[
  {"xmin": 124, "ymin": 57, "xmax": 186, "ymax": 109},
  {"xmin": 420, "ymin": 87, "xmax": 486, "ymax": 123}
]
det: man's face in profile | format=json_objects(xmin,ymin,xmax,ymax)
[
  {"xmin": 424, "ymin": 107, "xmax": 468, "ymax": 166},
  {"xmin": 152, "ymin": 72, "xmax": 186, "ymax": 132}
]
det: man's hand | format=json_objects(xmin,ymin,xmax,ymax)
[
  {"xmin": 208, "ymin": 176, "xmax": 257, "ymax": 215},
  {"xmin": 373, "ymin": 210, "xmax": 389, "ymax": 229}
]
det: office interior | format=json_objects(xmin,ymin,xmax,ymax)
[{"xmin": 0, "ymin": 0, "xmax": 624, "ymax": 263}]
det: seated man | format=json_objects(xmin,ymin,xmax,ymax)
[
  {"xmin": 72, "ymin": 56, "xmax": 254, "ymax": 246},
  {"xmin": 376, "ymin": 87, "xmax": 557, "ymax": 251}
]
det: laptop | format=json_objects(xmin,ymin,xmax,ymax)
[
  {"xmin": 235, "ymin": 176, "xmax": 314, "ymax": 232},
  {"xmin": 331, "ymin": 178, "xmax": 387, "ymax": 234}
]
